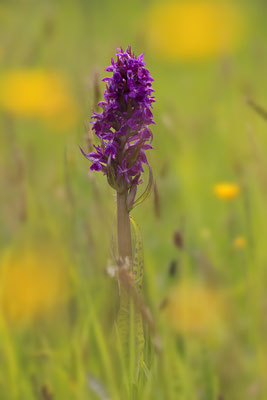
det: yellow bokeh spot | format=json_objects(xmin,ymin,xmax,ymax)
[
  {"xmin": 0, "ymin": 247, "xmax": 70, "ymax": 323},
  {"xmin": 213, "ymin": 182, "xmax": 240, "ymax": 200},
  {"xmin": 147, "ymin": 1, "xmax": 244, "ymax": 61},
  {"xmin": 0, "ymin": 69, "xmax": 79, "ymax": 130},
  {"xmin": 233, "ymin": 236, "xmax": 246, "ymax": 249},
  {"xmin": 164, "ymin": 282, "xmax": 224, "ymax": 336}
]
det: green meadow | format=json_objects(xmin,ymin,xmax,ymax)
[{"xmin": 1, "ymin": 0, "xmax": 267, "ymax": 399}]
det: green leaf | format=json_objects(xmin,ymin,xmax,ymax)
[
  {"xmin": 116, "ymin": 217, "xmax": 145, "ymax": 389},
  {"xmin": 128, "ymin": 163, "xmax": 153, "ymax": 212}
]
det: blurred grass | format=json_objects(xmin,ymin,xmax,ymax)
[{"xmin": 1, "ymin": 0, "xmax": 267, "ymax": 398}]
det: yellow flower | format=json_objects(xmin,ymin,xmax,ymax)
[
  {"xmin": 146, "ymin": 1, "xmax": 244, "ymax": 61},
  {"xmin": 164, "ymin": 282, "xmax": 224, "ymax": 336},
  {"xmin": 0, "ymin": 69, "xmax": 78, "ymax": 129},
  {"xmin": 233, "ymin": 236, "xmax": 246, "ymax": 249},
  {"xmin": 213, "ymin": 182, "xmax": 240, "ymax": 200},
  {"xmin": 0, "ymin": 247, "xmax": 70, "ymax": 323}
]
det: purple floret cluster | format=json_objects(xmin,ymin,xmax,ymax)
[{"xmin": 81, "ymin": 46, "xmax": 155, "ymax": 191}]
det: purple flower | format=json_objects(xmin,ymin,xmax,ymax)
[{"xmin": 81, "ymin": 46, "xmax": 155, "ymax": 201}]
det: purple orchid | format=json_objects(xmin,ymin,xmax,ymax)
[{"xmin": 81, "ymin": 46, "xmax": 155, "ymax": 209}]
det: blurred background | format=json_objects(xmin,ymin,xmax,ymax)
[{"xmin": 1, "ymin": 0, "xmax": 267, "ymax": 399}]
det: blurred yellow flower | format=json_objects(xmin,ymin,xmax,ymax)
[
  {"xmin": 147, "ymin": 1, "xmax": 244, "ymax": 61},
  {"xmin": 233, "ymin": 236, "xmax": 246, "ymax": 249},
  {"xmin": 164, "ymin": 282, "xmax": 224, "ymax": 336},
  {"xmin": 0, "ymin": 247, "xmax": 70, "ymax": 323},
  {"xmin": 213, "ymin": 182, "xmax": 240, "ymax": 200},
  {"xmin": 0, "ymin": 69, "xmax": 78, "ymax": 129}
]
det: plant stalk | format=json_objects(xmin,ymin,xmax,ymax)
[{"xmin": 117, "ymin": 191, "xmax": 132, "ymax": 262}]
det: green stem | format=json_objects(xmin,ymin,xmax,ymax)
[{"xmin": 117, "ymin": 191, "xmax": 132, "ymax": 261}]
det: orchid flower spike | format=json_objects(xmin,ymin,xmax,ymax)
[{"xmin": 81, "ymin": 46, "xmax": 155, "ymax": 210}]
